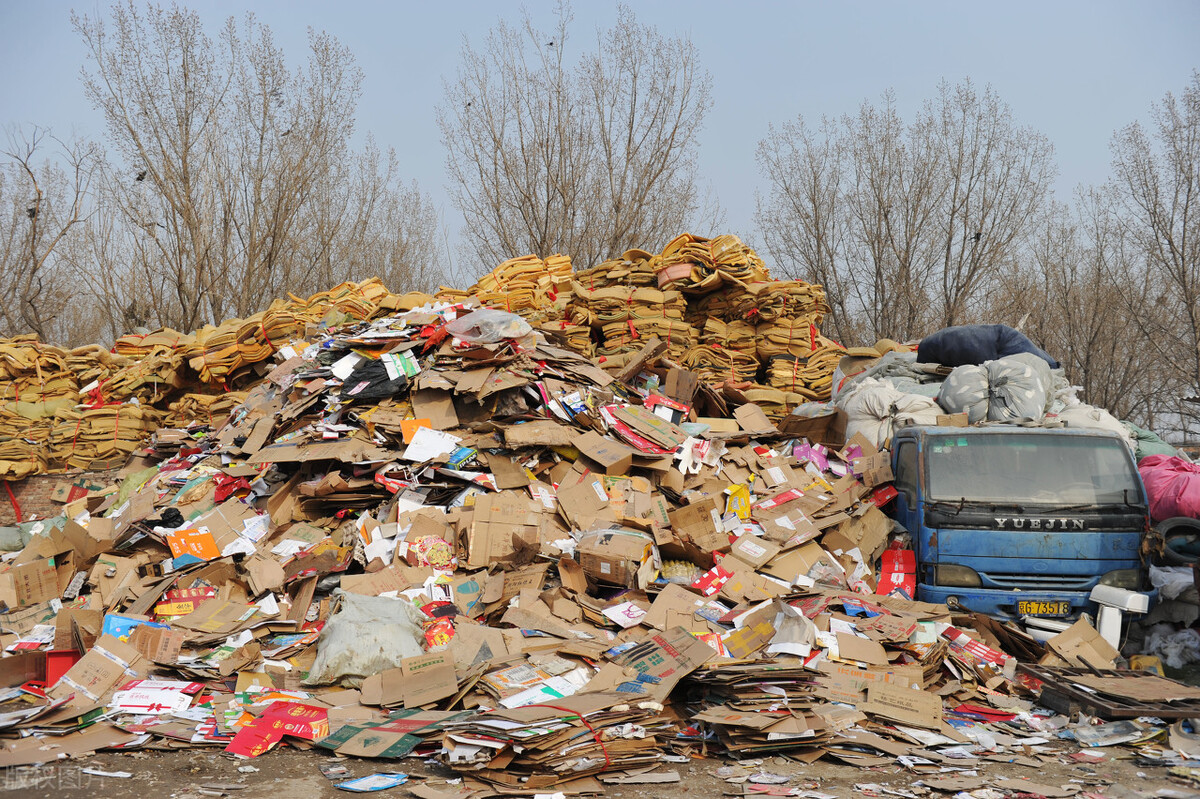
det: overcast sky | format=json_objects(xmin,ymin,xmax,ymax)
[{"xmin": 2, "ymin": 0, "xmax": 1198, "ymax": 246}]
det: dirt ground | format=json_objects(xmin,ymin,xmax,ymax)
[{"xmin": 0, "ymin": 744, "xmax": 1192, "ymax": 799}]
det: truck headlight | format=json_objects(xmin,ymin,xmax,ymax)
[
  {"xmin": 936, "ymin": 564, "xmax": 982, "ymax": 587},
  {"xmin": 1098, "ymin": 569, "xmax": 1142, "ymax": 590}
]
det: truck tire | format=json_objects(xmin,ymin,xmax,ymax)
[{"xmin": 1159, "ymin": 516, "xmax": 1200, "ymax": 565}]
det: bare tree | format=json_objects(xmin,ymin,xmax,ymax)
[
  {"xmin": 928, "ymin": 81, "xmax": 1056, "ymax": 328},
  {"xmin": 439, "ymin": 2, "xmax": 713, "ymax": 273},
  {"xmin": 757, "ymin": 79, "xmax": 1054, "ymax": 344},
  {"xmin": 72, "ymin": 1, "xmax": 440, "ymax": 333},
  {"xmin": 1106, "ymin": 72, "xmax": 1200, "ymax": 441},
  {"xmin": 755, "ymin": 115, "xmax": 855, "ymax": 341},
  {"xmin": 840, "ymin": 94, "xmax": 944, "ymax": 342},
  {"xmin": 993, "ymin": 196, "xmax": 1161, "ymax": 426},
  {"xmin": 296, "ymin": 137, "xmax": 442, "ymax": 295},
  {"xmin": 0, "ymin": 127, "xmax": 98, "ymax": 340}
]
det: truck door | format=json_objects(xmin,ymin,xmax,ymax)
[{"xmin": 891, "ymin": 438, "xmax": 922, "ymax": 539}]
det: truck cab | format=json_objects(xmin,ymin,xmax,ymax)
[{"xmin": 888, "ymin": 425, "xmax": 1150, "ymax": 620}]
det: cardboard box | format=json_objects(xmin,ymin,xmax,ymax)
[
  {"xmin": 1046, "ymin": 618, "xmax": 1120, "ymax": 670},
  {"xmin": 778, "ymin": 408, "xmax": 847, "ymax": 448},
  {"xmin": 466, "ymin": 492, "xmax": 541, "ymax": 568},
  {"xmin": 609, "ymin": 405, "xmax": 687, "ymax": 452},
  {"xmin": 733, "ymin": 403, "xmax": 777, "ymax": 436},
  {"xmin": 762, "ymin": 541, "xmax": 846, "ymax": 588},
  {"xmin": 48, "ymin": 634, "xmax": 146, "ymax": 706},
  {"xmin": 575, "ymin": 431, "xmax": 636, "ymax": 476},
  {"xmin": 668, "ymin": 497, "xmax": 729, "ymax": 555},
  {"xmin": 935, "ymin": 413, "xmax": 969, "ymax": 427},
  {"xmin": 555, "ymin": 470, "xmax": 615, "ymax": 530},
  {"xmin": 729, "ymin": 534, "xmax": 781, "ymax": 569},
  {"xmin": 577, "ymin": 529, "xmax": 655, "ymax": 588},
  {"xmin": 610, "ymin": 626, "xmax": 714, "ymax": 700},
  {"xmin": 860, "ymin": 680, "xmax": 944, "ymax": 729}
]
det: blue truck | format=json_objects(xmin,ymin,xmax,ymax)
[{"xmin": 888, "ymin": 425, "xmax": 1150, "ymax": 621}]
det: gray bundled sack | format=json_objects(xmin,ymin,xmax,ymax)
[
  {"xmin": 302, "ymin": 590, "xmax": 426, "ymax": 687},
  {"xmin": 937, "ymin": 353, "xmax": 1051, "ymax": 423},
  {"xmin": 985, "ymin": 353, "xmax": 1051, "ymax": 421},
  {"xmin": 937, "ymin": 365, "xmax": 990, "ymax": 423}
]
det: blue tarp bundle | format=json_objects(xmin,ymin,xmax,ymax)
[{"xmin": 917, "ymin": 324, "xmax": 1060, "ymax": 369}]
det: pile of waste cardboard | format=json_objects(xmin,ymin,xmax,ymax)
[
  {"xmin": 0, "ymin": 236, "xmax": 1197, "ymax": 796},
  {"xmin": 0, "ymin": 236, "xmax": 847, "ymax": 482}
]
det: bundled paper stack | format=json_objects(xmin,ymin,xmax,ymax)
[
  {"xmin": 765, "ymin": 343, "xmax": 845, "ymax": 401},
  {"xmin": 730, "ymin": 280, "xmax": 829, "ymax": 325},
  {"xmin": 693, "ymin": 317, "xmax": 761, "ymax": 385},
  {"xmin": 99, "ymin": 348, "xmax": 188, "ymax": 404},
  {"xmin": 294, "ymin": 277, "xmax": 391, "ymax": 320},
  {"xmin": 186, "ymin": 280, "xmax": 388, "ymax": 386},
  {"xmin": 0, "ymin": 336, "xmax": 80, "ymax": 405},
  {"xmin": 574, "ymin": 249, "xmax": 658, "ymax": 289},
  {"xmin": 0, "ymin": 338, "xmax": 82, "ymax": 478},
  {"xmin": 686, "ymin": 289, "xmax": 742, "ymax": 325},
  {"xmin": 112, "ymin": 328, "xmax": 193, "ymax": 359},
  {"xmin": 165, "ymin": 391, "xmax": 250, "ymax": 429},
  {"xmin": 598, "ymin": 318, "xmax": 696, "ymax": 362},
  {"xmin": 709, "ymin": 233, "xmax": 771, "ymax": 284},
  {"xmin": 47, "ymin": 403, "xmax": 163, "ymax": 469},
  {"xmin": 469, "ymin": 254, "xmax": 573, "ymax": 314},
  {"xmin": 738, "ymin": 384, "xmax": 807, "ymax": 421},
  {"xmin": 65, "ymin": 344, "xmax": 130, "ymax": 389},
  {"xmin": 569, "ymin": 284, "xmax": 687, "ymax": 329},
  {"xmin": 535, "ymin": 320, "xmax": 594, "ymax": 357},
  {"xmin": 656, "ymin": 233, "xmax": 771, "ymax": 296},
  {"xmin": 186, "ymin": 305, "xmax": 304, "ymax": 385},
  {"xmin": 0, "ymin": 416, "xmax": 51, "ymax": 478},
  {"xmin": 683, "ymin": 344, "xmax": 760, "ymax": 384},
  {"xmin": 654, "ymin": 232, "xmax": 714, "ymax": 289}
]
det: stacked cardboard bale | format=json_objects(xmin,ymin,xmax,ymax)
[
  {"xmin": 574, "ymin": 249, "xmax": 657, "ymax": 288},
  {"xmin": 569, "ymin": 282, "xmax": 693, "ymax": 362},
  {"xmin": 165, "ymin": 391, "xmax": 250, "ymax": 429},
  {"xmin": 0, "ymin": 338, "xmax": 82, "ymax": 479},
  {"xmin": 0, "ymin": 279, "xmax": 406, "ymax": 479},
  {"xmin": 469, "ymin": 254, "xmax": 573, "ymax": 312},
  {"xmin": 765, "ymin": 337, "xmax": 846, "ymax": 401},
  {"xmin": 186, "ymin": 279, "xmax": 391, "ymax": 386},
  {"xmin": 46, "ymin": 403, "xmax": 164, "ymax": 470}
]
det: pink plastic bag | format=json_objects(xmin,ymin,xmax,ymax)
[{"xmin": 1139, "ymin": 455, "xmax": 1200, "ymax": 522}]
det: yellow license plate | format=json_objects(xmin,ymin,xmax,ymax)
[{"xmin": 1017, "ymin": 600, "xmax": 1071, "ymax": 616}]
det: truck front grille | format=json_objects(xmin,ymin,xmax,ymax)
[{"xmin": 983, "ymin": 572, "xmax": 1093, "ymax": 590}]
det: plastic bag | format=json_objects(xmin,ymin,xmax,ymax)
[
  {"xmin": 339, "ymin": 358, "xmax": 408, "ymax": 400},
  {"xmin": 1142, "ymin": 624, "xmax": 1200, "ymax": 670},
  {"xmin": 1123, "ymin": 422, "xmax": 1179, "ymax": 461},
  {"xmin": 445, "ymin": 309, "xmax": 532, "ymax": 344},
  {"xmin": 1140, "ymin": 455, "xmax": 1200, "ymax": 522},
  {"xmin": 1149, "ymin": 565, "xmax": 1197, "ymax": 600},
  {"xmin": 938, "ymin": 364, "xmax": 990, "ymax": 423},
  {"xmin": 303, "ymin": 590, "xmax": 426, "ymax": 687},
  {"xmin": 838, "ymin": 377, "xmax": 942, "ymax": 449},
  {"xmin": 788, "ymin": 401, "xmax": 835, "ymax": 419},
  {"xmin": 985, "ymin": 353, "xmax": 1051, "ymax": 421},
  {"xmin": 1055, "ymin": 403, "xmax": 1135, "ymax": 449}
]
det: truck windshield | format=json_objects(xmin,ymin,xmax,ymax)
[{"xmin": 925, "ymin": 433, "xmax": 1142, "ymax": 506}]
